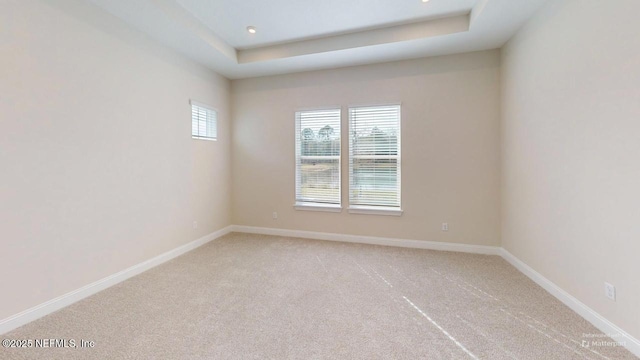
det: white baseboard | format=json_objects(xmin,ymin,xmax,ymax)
[
  {"xmin": 0, "ymin": 226, "xmax": 233, "ymax": 335},
  {"xmin": 500, "ymin": 248, "xmax": 640, "ymax": 358},
  {"xmin": 230, "ymin": 225, "xmax": 500, "ymax": 255},
  {"xmin": 3, "ymin": 224, "xmax": 638, "ymax": 359},
  {"xmin": 232, "ymin": 226, "xmax": 639, "ymax": 357}
]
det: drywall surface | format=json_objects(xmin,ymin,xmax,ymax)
[
  {"xmin": 501, "ymin": 0, "xmax": 640, "ymax": 340},
  {"xmin": 231, "ymin": 50, "xmax": 501, "ymax": 246},
  {"xmin": 0, "ymin": 0, "xmax": 231, "ymax": 320}
]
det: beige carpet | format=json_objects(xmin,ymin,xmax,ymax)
[{"xmin": 2, "ymin": 232, "xmax": 636, "ymax": 359}]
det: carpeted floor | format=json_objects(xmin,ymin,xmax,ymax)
[{"xmin": 2, "ymin": 232, "xmax": 636, "ymax": 359}]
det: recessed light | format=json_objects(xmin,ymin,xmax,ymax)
[
  {"xmin": 247, "ymin": 26, "xmax": 256, "ymax": 34},
  {"xmin": 422, "ymin": 0, "xmax": 429, "ymax": 2}
]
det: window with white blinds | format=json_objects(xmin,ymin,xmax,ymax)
[
  {"xmin": 349, "ymin": 105, "xmax": 401, "ymax": 209},
  {"xmin": 191, "ymin": 100, "xmax": 217, "ymax": 141},
  {"xmin": 295, "ymin": 109, "xmax": 341, "ymax": 207}
]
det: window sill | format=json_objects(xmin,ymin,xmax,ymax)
[
  {"xmin": 191, "ymin": 136, "xmax": 217, "ymax": 141},
  {"xmin": 348, "ymin": 206, "xmax": 403, "ymax": 216},
  {"xmin": 294, "ymin": 203, "xmax": 342, "ymax": 213}
]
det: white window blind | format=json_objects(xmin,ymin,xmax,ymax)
[
  {"xmin": 191, "ymin": 100, "xmax": 217, "ymax": 141},
  {"xmin": 295, "ymin": 109, "xmax": 341, "ymax": 206},
  {"xmin": 349, "ymin": 105, "xmax": 401, "ymax": 208}
]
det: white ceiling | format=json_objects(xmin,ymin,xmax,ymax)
[
  {"xmin": 175, "ymin": 0, "xmax": 477, "ymax": 49},
  {"xmin": 87, "ymin": 0, "xmax": 549, "ymax": 79}
]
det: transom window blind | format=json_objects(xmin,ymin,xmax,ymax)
[
  {"xmin": 295, "ymin": 109, "xmax": 341, "ymax": 206},
  {"xmin": 349, "ymin": 105, "xmax": 401, "ymax": 208},
  {"xmin": 191, "ymin": 100, "xmax": 217, "ymax": 140}
]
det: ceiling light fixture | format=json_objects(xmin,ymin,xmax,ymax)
[
  {"xmin": 422, "ymin": 0, "xmax": 429, "ymax": 2},
  {"xmin": 247, "ymin": 26, "xmax": 256, "ymax": 34}
]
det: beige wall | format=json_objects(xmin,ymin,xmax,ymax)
[
  {"xmin": 231, "ymin": 50, "xmax": 501, "ymax": 246},
  {"xmin": 501, "ymin": 0, "xmax": 640, "ymax": 339},
  {"xmin": 0, "ymin": 0, "xmax": 231, "ymax": 320},
  {"xmin": 1, "ymin": 0, "xmax": 637, "ymax": 346}
]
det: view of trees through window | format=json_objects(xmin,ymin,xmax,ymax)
[
  {"xmin": 295, "ymin": 110, "xmax": 341, "ymax": 205},
  {"xmin": 295, "ymin": 106, "xmax": 401, "ymax": 208},
  {"xmin": 349, "ymin": 105, "xmax": 401, "ymax": 208}
]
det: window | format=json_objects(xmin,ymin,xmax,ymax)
[
  {"xmin": 349, "ymin": 105, "xmax": 401, "ymax": 214},
  {"xmin": 295, "ymin": 109, "xmax": 341, "ymax": 210},
  {"xmin": 191, "ymin": 100, "xmax": 217, "ymax": 141}
]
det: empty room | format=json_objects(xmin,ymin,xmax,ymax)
[{"xmin": 1, "ymin": 0, "xmax": 639, "ymax": 359}]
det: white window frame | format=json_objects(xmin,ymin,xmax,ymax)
[
  {"xmin": 191, "ymin": 100, "xmax": 217, "ymax": 141},
  {"xmin": 348, "ymin": 104, "xmax": 402, "ymax": 216},
  {"xmin": 294, "ymin": 108, "xmax": 342, "ymax": 212}
]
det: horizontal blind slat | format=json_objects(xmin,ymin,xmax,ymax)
[
  {"xmin": 191, "ymin": 102, "xmax": 217, "ymax": 140},
  {"xmin": 295, "ymin": 109, "xmax": 341, "ymax": 205},
  {"xmin": 349, "ymin": 105, "xmax": 401, "ymax": 208}
]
